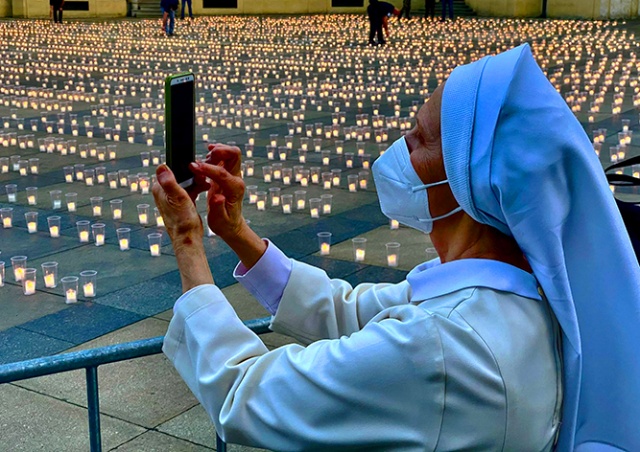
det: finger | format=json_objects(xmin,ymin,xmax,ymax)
[
  {"xmin": 205, "ymin": 145, "xmax": 242, "ymax": 172},
  {"xmin": 191, "ymin": 162, "xmax": 245, "ymax": 200},
  {"xmin": 155, "ymin": 164, "xmax": 188, "ymax": 200}
]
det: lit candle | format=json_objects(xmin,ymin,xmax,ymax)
[
  {"xmin": 264, "ymin": 174, "xmax": 272, "ymax": 183},
  {"xmin": 50, "ymin": 225, "xmax": 60, "ymax": 237},
  {"xmin": 387, "ymin": 254, "xmax": 398, "ymax": 267},
  {"xmin": 272, "ymin": 196, "xmax": 280, "ymax": 207},
  {"xmin": 130, "ymin": 181, "xmax": 139, "ymax": 192},
  {"xmin": 3, "ymin": 217, "xmax": 12, "ymax": 228},
  {"xmin": 66, "ymin": 289, "xmax": 77, "ymax": 303},
  {"xmin": 8, "ymin": 193, "xmax": 16, "ymax": 203},
  {"xmin": 355, "ymin": 249, "xmax": 366, "ymax": 262},
  {"xmin": 92, "ymin": 206, "xmax": 101, "ymax": 216},
  {"xmin": 139, "ymin": 213, "xmax": 148, "ymax": 224},
  {"xmin": 119, "ymin": 238, "xmax": 129, "ymax": 250},
  {"xmin": 44, "ymin": 274, "xmax": 55, "ymax": 288},
  {"xmin": 28, "ymin": 195, "xmax": 36, "ymax": 205},
  {"xmin": 31, "ymin": 165, "xmax": 38, "ymax": 174},
  {"xmin": 24, "ymin": 280, "xmax": 36, "ymax": 295},
  {"xmin": 113, "ymin": 208, "xmax": 122, "ymax": 220},
  {"xmin": 323, "ymin": 204, "xmax": 331, "ymax": 214},
  {"xmin": 95, "ymin": 234, "xmax": 105, "ymax": 246},
  {"xmin": 320, "ymin": 243, "xmax": 331, "ymax": 255},
  {"xmin": 120, "ymin": 176, "xmax": 127, "ymax": 186},
  {"xmin": 109, "ymin": 180, "xmax": 117, "ymax": 189},
  {"xmin": 249, "ymin": 194, "xmax": 257, "ymax": 204},
  {"xmin": 332, "ymin": 177, "xmax": 340, "ymax": 186},
  {"xmin": 283, "ymin": 204, "xmax": 291, "ymax": 214},
  {"xmin": 27, "ymin": 221, "xmax": 37, "ymax": 233},
  {"xmin": 83, "ymin": 282, "xmax": 95, "ymax": 297},
  {"xmin": 150, "ymin": 244, "xmax": 160, "ymax": 256},
  {"xmin": 349, "ymin": 183, "xmax": 357, "ymax": 193},
  {"xmin": 390, "ymin": 219, "xmax": 400, "ymax": 230},
  {"xmin": 14, "ymin": 267, "xmax": 25, "ymax": 281},
  {"xmin": 297, "ymin": 199, "xmax": 305, "ymax": 210},
  {"xmin": 19, "ymin": 168, "xmax": 27, "ymax": 176},
  {"xmin": 79, "ymin": 231, "xmax": 89, "ymax": 242},
  {"xmin": 310, "ymin": 208, "xmax": 319, "ymax": 218},
  {"xmin": 283, "ymin": 175, "xmax": 291, "ymax": 185},
  {"xmin": 97, "ymin": 174, "xmax": 105, "ymax": 184},
  {"xmin": 359, "ymin": 180, "xmax": 367, "ymax": 190},
  {"xmin": 156, "ymin": 216, "xmax": 165, "ymax": 227},
  {"xmin": 257, "ymin": 200, "xmax": 266, "ymax": 211}
]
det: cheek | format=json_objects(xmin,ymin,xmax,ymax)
[{"xmin": 409, "ymin": 148, "xmax": 430, "ymax": 184}]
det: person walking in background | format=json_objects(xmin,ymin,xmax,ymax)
[
  {"xmin": 400, "ymin": 0, "xmax": 411, "ymax": 19},
  {"xmin": 425, "ymin": 0, "xmax": 436, "ymax": 19},
  {"xmin": 441, "ymin": 0, "xmax": 454, "ymax": 21},
  {"xmin": 161, "ymin": 0, "xmax": 178, "ymax": 36},
  {"xmin": 367, "ymin": 0, "xmax": 385, "ymax": 46},
  {"xmin": 180, "ymin": 0, "xmax": 193, "ymax": 20},
  {"xmin": 50, "ymin": 0, "xmax": 64, "ymax": 23}
]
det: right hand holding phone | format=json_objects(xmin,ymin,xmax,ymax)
[{"xmin": 190, "ymin": 144, "xmax": 246, "ymax": 241}]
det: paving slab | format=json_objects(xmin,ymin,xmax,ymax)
[
  {"xmin": 109, "ymin": 430, "xmax": 213, "ymax": 451},
  {"xmin": 0, "ymin": 384, "xmax": 144, "ymax": 452}
]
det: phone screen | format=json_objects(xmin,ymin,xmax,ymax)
[{"xmin": 166, "ymin": 74, "xmax": 195, "ymax": 186}]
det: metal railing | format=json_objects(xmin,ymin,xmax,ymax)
[{"xmin": 0, "ymin": 316, "xmax": 272, "ymax": 452}]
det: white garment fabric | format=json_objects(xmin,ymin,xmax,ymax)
[
  {"xmin": 441, "ymin": 43, "xmax": 640, "ymax": 450},
  {"xmin": 164, "ymin": 248, "xmax": 562, "ymax": 451}
]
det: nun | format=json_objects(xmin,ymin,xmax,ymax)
[{"xmin": 154, "ymin": 44, "xmax": 640, "ymax": 451}]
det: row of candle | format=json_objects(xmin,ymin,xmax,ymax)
[{"xmin": 0, "ymin": 257, "xmax": 96, "ymax": 302}]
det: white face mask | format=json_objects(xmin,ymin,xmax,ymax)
[{"xmin": 372, "ymin": 136, "xmax": 462, "ymax": 234}]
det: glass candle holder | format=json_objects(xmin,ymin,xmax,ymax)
[
  {"xmin": 148, "ymin": 233, "xmax": 162, "ymax": 257},
  {"xmin": 29, "ymin": 158, "xmax": 40, "ymax": 175},
  {"xmin": 91, "ymin": 197, "xmax": 103, "ymax": 217},
  {"xmin": 299, "ymin": 170, "xmax": 310, "ymax": 187},
  {"xmin": 65, "ymin": 192, "xmax": 77, "ymax": 212},
  {"xmin": 18, "ymin": 160, "xmax": 28, "ymax": 177},
  {"xmin": 118, "ymin": 169, "xmax": 129, "ymax": 188},
  {"xmin": 425, "ymin": 247, "xmax": 439, "ymax": 261},
  {"xmin": 282, "ymin": 168, "xmax": 293, "ymax": 185},
  {"xmin": 317, "ymin": 232, "xmax": 332, "ymax": 256},
  {"xmin": 321, "ymin": 194, "xmax": 333, "ymax": 214},
  {"xmin": 25, "ymin": 211, "xmax": 38, "ymax": 234},
  {"xmin": 348, "ymin": 174, "xmax": 358, "ymax": 193},
  {"xmin": 128, "ymin": 175, "xmax": 139, "ymax": 192},
  {"xmin": 137, "ymin": 204, "xmax": 150, "ymax": 225},
  {"xmin": 0, "ymin": 157, "xmax": 9, "ymax": 173},
  {"xmin": 11, "ymin": 256, "xmax": 27, "ymax": 282},
  {"xmin": 352, "ymin": 238, "xmax": 367, "ymax": 263},
  {"xmin": 91, "ymin": 223, "xmax": 106, "ymax": 246},
  {"xmin": 108, "ymin": 172, "xmax": 118, "ymax": 189},
  {"xmin": 74, "ymin": 163, "xmax": 85, "ymax": 180},
  {"xmin": 109, "ymin": 199, "xmax": 122, "ymax": 220},
  {"xmin": 23, "ymin": 268, "xmax": 37, "ymax": 296},
  {"xmin": 310, "ymin": 167, "xmax": 321, "ymax": 185},
  {"xmin": 262, "ymin": 165, "xmax": 273, "ymax": 183},
  {"xmin": 96, "ymin": 167, "xmax": 106, "ymax": 184},
  {"xmin": 256, "ymin": 191, "xmax": 267, "ymax": 211},
  {"xmin": 139, "ymin": 175, "xmax": 150, "ymax": 194},
  {"xmin": 269, "ymin": 187, "xmax": 281, "ymax": 207},
  {"xmin": 295, "ymin": 190, "xmax": 307, "ymax": 210},
  {"xmin": 61, "ymin": 276, "xmax": 79, "ymax": 303},
  {"xmin": 41, "ymin": 261, "xmax": 58, "ymax": 288},
  {"xmin": 154, "ymin": 207, "xmax": 164, "ymax": 227},
  {"xmin": 117, "ymin": 227, "xmax": 131, "ymax": 251},
  {"xmin": 6, "ymin": 184, "xmax": 17, "ymax": 203},
  {"xmin": 386, "ymin": 242, "xmax": 400, "ymax": 267},
  {"xmin": 309, "ymin": 198, "xmax": 321, "ymax": 218},
  {"xmin": 298, "ymin": 149, "xmax": 307, "ymax": 164},
  {"xmin": 76, "ymin": 220, "xmax": 91, "ymax": 243},
  {"xmin": 26, "ymin": 187, "xmax": 38, "ymax": 206},
  {"xmin": 246, "ymin": 185, "xmax": 258, "ymax": 204},
  {"xmin": 50, "ymin": 190, "xmax": 62, "ymax": 210},
  {"xmin": 80, "ymin": 270, "xmax": 97, "ymax": 298},
  {"xmin": 358, "ymin": 171, "xmax": 369, "ymax": 190},
  {"xmin": 244, "ymin": 160, "xmax": 255, "ymax": 177},
  {"xmin": 390, "ymin": 219, "xmax": 400, "ymax": 230},
  {"xmin": 48, "ymin": 216, "xmax": 61, "ymax": 237},
  {"xmin": 64, "ymin": 166, "xmax": 74, "ymax": 183},
  {"xmin": 1, "ymin": 207, "xmax": 13, "ymax": 229},
  {"xmin": 331, "ymin": 169, "xmax": 341, "ymax": 187},
  {"xmin": 272, "ymin": 163, "xmax": 283, "ymax": 180},
  {"xmin": 140, "ymin": 151, "xmax": 150, "ymax": 167},
  {"xmin": 281, "ymin": 194, "xmax": 293, "ymax": 214}
]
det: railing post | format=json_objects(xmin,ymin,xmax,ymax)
[
  {"xmin": 216, "ymin": 433, "xmax": 227, "ymax": 452},
  {"xmin": 86, "ymin": 366, "xmax": 102, "ymax": 452}
]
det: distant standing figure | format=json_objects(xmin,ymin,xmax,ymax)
[
  {"xmin": 161, "ymin": 0, "xmax": 178, "ymax": 36},
  {"xmin": 425, "ymin": 0, "xmax": 436, "ymax": 19},
  {"xmin": 441, "ymin": 0, "xmax": 454, "ymax": 20},
  {"xmin": 400, "ymin": 0, "xmax": 411, "ymax": 19},
  {"xmin": 181, "ymin": 0, "xmax": 193, "ymax": 20},
  {"xmin": 50, "ymin": 0, "xmax": 64, "ymax": 23},
  {"xmin": 367, "ymin": 0, "xmax": 385, "ymax": 46}
]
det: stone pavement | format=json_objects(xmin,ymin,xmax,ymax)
[{"xmin": 0, "ymin": 15, "xmax": 639, "ymax": 451}]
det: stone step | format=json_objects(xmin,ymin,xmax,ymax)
[{"xmin": 413, "ymin": 0, "xmax": 476, "ymax": 17}]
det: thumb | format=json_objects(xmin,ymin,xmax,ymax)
[{"xmin": 156, "ymin": 164, "xmax": 185, "ymax": 199}]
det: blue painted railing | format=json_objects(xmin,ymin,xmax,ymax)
[{"xmin": 0, "ymin": 316, "xmax": 273, "ymax": 452}]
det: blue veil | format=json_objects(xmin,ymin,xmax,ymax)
[{"xmin": 441, "ymin": 43, "xmax": 640, "ymax": 451}]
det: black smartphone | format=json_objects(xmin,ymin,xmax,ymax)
[{"xmin": 165, "ymin": 72, "xmax": 196, "ymax": 188}]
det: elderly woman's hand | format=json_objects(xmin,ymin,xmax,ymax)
[
  {"xmin": 152, "ymin": 163, "xmax": 209, "ymax": 244},
  {"xmin": 191, "ymin": 144, "xmax": 246, "ymax": 241}
]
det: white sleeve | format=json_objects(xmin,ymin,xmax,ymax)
[
  {"xmin": 270, "ymin": 259, "xmax": 413, "ymax": 344},
  {"xmin": 163, "ymin": 284, "xmax": 444, "ymax": 450}
]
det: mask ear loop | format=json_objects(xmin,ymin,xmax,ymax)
[
  {"xmin": 411, "ymin": 179, "xmax": 450, "ymax": 192},
  {"xmin": 420, "ymin": 206, "xmax": 463, "ymax": 223}
]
